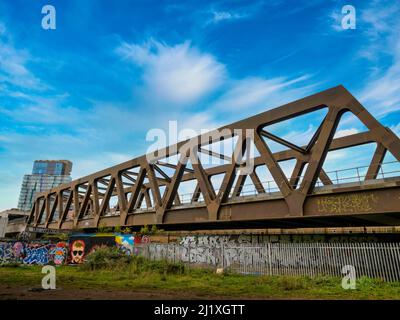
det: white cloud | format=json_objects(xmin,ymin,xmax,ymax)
[
  {"xmin": 360, "ymin": 62, "xmax": 400, "ymax": 117},
  {"xmin": 204, "ymin": 1, "xmax": 265, "ymax": 25},
  {"xmin": 391, "ymin": 124, "xmax": 400, "ymax": 137},
  {"xmin": 116, "ymin": 40, "xmax": 226, "ymax": 105},
  {"xmin": 107, "ymin": 152, "xmax": 133, "ymax": 163},
  {"xmin": 0, "ymin": 93, "xmax": 82, "ymax": 125},
  {"xmin": 361, "ymin": 3, "xmax": 399, "ymax": 38},
  {"xmin": 211, "ymin": 74, "xmax": 312, "ymax": 111},
  {"xmin": 282, "ymin": 125, "xmax": 316, "ymax": 146},
  {"xmin": 71, "ymin": 152, "xmax": 135, "ymax": 179},
  {"xmin": 334, "ymin": 128, "xmax": 359, "ymax": 138},
  {"xmin": 177, "ymin": 111, "xmax": 220, "ymax": 133},
  {"xmin": 356, "ymin": 2, "xmax": 400, "ymax": 117},
  {"xmin": 210, "ymin": 11, "xmax": 247, "ymax": 23},
  {"xmin": 325, "ymin": 150, "xmax": 348, "ymax": 161},
  {"xmin": 0, "ymin": 28, "xmax": 44, "ymax": 90},
  {"xmin": 329, "ymin": 11, "xmax": 344, "ymax": 32}
]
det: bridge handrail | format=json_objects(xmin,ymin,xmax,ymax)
[{"xmin": 174, "ymin": 160, "xmax": 400, "ymax": 205}]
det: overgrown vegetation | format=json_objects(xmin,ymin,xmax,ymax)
[
  {"xmin": 41, "ymin": 233, "xmax": 69, "ymax": 241},
  {"xmin": 113, "ymin": 226, "xmax": 132, "ymax": 234},
  {"xmin": 139, "ymin": 225, "xmax": 162, "ymax": 235},
  {"xmin": 129, "ymin": 256, "xmax": 186, "ymax": 275},
  {"xmin": 1, "ymin": 264, "xmax": 400, "ymax": 299},
  {"xmin": 81, "ymin": 247, "xmax": 185, "ymax": 275},
  {"xmin": 97, "ymin": 222, "xmax": 114, "ymax": 233},
  {"xmin": 80, "ymin": 247, "xmax": 131, "ymax": 271},
  {"xmin": 1, "ymin": 250, "xmax": 400, "ymax": 299}
]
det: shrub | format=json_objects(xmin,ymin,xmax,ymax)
[
  {"xmin": 121, "ymin": 227, "xmax": 132, "ymax": 234},
  {"xmin": 139, "ymin": 224, "xmax": 161, "ymax": 235},
  {"xmin": 41, "ymin": 233, "xmax": 69, "ymax": 241},
  {"xmin": 80, "ymin": 247, "xmax": 186, "ymax": 275},
  {"xmin": 140, "ymin": 225, "xmax": 150, "ymax": 235},
  {"xmin": 279, "ymin": 276, "xmax": 307, "ymax": 291},
  {"xmin": 81, "ymin": 246, "xmax": 131, "ymax": 271},
  {"xmin": 98, "ymin": 222, "xmax": 113, "ymax": 233},
  {"xmin": 150, "ymin": 225, "xmax": 158, "ymax": 234},
  {"xmin": 129, "ymin": 256, "xmax": 186, "ymax": 275}
]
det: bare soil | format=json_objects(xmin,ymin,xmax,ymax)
[{"xmin": 0, "ymin": 284, "xmax": 241, "ymax": 300}]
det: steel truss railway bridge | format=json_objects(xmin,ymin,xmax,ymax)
[{"xmin": 27, "ymin": 86, "xmax": 400, "ymax": 231}]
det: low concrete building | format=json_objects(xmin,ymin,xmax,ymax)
[
  {"xmin": 0, "ymin": 215, "xmax": 7, "ymax": 238},
  {"xmin": 0, "ymin": 208, "xmax": 29, "ymax": 238}
]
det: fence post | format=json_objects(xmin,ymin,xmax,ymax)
[
  {"xmin": 268, "ymin": 243, "xmax": 272, "ymax": 276},
  {"xmin": 222, "ymin": 244, "xmax": 225, "ymax": 270},
  {"xmin": 188, "ymin": 245, "xmax": 191, "ymax": 269}
]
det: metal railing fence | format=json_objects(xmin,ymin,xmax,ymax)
[
  {"xmin": 135, "ymin": 242, "xmax": 400, "ymax": 282},
  {"xmin": 177, "ymin": 160, "xmax": 400, "ymax": 203}
]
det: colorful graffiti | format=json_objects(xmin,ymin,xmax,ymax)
[
  {"xmin": 51, "ymin": 242, "xmax": 68, "ymax": 265},
  {"xmin": 70, "ymin": 240, "xmax": 85, "ymax": 264},
  {"xmin": 0, "ymin": 233, "xmax": 147, "ymax": 265},
  {"xmin": 0, "ymin": 242, "xmax": 13, "ymax": 264},
  {"xmin": 69, "ymin": 234, "xmax": 116, "ymax": 264},
  {"xmin": 23, "ymin": 245, "xmax": 49, "ymax": 265},
  {"xmin": 13, "ymin": 242, "xmax": 24, "ymax": 258},
  {"xmin": 116, "ymin": 235, "xmax": 135, "ymax": 255},
  {"xmin": 0, "ymin": 242, "xmax": 68, "ymax": 265}
]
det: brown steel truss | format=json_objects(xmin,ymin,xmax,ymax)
[{"xmin": 27, "ymin": 86, "xmax": 400, "ymax": 230}]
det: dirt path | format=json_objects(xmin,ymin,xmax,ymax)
[{"xmin": 0, "ymin": 284, "xmax": 244, "ymax": 300}]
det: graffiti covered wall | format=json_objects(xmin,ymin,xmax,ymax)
[
  {"xmin": 178, "ymin": 232, "xmax": 400, "ymax": 247},
  {"xmin": 68, "ymin": 233, "xmax": 151, "ymax": 264},
  {"xmin": 0, "ymin": 233, "xmax": 148, "ymax": 265},
  {"xmin": 0, "ymin": 241, "xmax": 68, "ymax": 265},
  {"xmin": 159, "ymin": 233, "xmax": 400, "ymax": 267},
  {"xmin": 69, "ymin": 235, "xmax": 116, "ymax": 264}
]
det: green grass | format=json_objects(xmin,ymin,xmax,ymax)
[{"xmin": 1, "ymin": 261, "xmax": 400, "ymax": 299}]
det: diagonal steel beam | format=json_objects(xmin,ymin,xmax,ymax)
[
  {"xmin": 259, "ymin": 130, "xmax": 306, "ymax": 154},
  {"xmin": 198, "ymin": 147, "xmax": 232, "ymax": 162},
  {"xmin": 365, "ymin": 143, "xmax": 387, "ymax": 180}
]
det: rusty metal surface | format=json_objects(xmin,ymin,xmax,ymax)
[{"xmin": 26, "ymin": 85, "xmax": 400, "ymax": 230}]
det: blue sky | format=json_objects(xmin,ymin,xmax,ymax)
[{"xmin": 1, "ymin": 0, "xmax": 400, "ymax": 210}]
